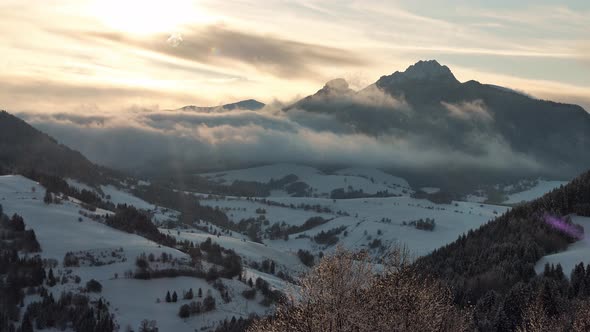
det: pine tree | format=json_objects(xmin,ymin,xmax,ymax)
[
  {"xmin": 185, "ymin": 288, "xmax": 193, "ymax": 300},
  {"xmin": 198, "ymin": 288, "xmax": 202, "ymax": 298},
  {"xmin": 44, "ymin": 190, "xmax": 53, "ymax": 204},
  {"xmin": 47, "ymin": 268, "xmax": 56, "ymax": 287},
  {"xmin": 165, "ymin": 291, "xmax": 171, "ymax": 303},
  {"xmin": 172, "ymin": 291, "xmax": 178, "ymax": 302}
]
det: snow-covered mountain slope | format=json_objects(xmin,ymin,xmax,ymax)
[
  {"xmin": 0, "ymin": 175, "xmax": 276, "ymax": 331},
  {"xmin": 197, "ymin": 194, "xmax": 509, "ymax": 258},
  {"xmin": 201, "ymin": 163, "xmax": 413, "ymax": 197},
  {"xmin": 67, "ymin": 178, "xmax": 179, "ymax": 222},
  {"xmin": 535, "ymin": 215, "xmax": 590, "ymax": 276},
  {"xmin": 504, "ymin": 180, "xmax": 568, "ymax": 204},
  {"xmin": 165, "ymin": 228, "xmax": 308, "ymax": 275}
]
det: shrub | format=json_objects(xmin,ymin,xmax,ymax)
[{"xmin": 86, "ymin": 279, "xmax": 102, "ymax": 293}]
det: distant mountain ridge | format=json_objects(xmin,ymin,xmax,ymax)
[
  {"xmin": 287, "ymin": 60, "xmax": 590, "ymax": 180},
  {"xmin": 178, "ymin": 99, "xmax": 265, "ymax": 112}
]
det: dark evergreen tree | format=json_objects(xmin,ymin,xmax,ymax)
[
  {"xmin": 203, "ymin": 295, "xmax": 216, "ymax": 311},
  {"xmin": 43, "ymin": 190, "xmax": 53, "ymax": 204},
  {"xmin": 86, "ymin": 279, "xmax": 102, "ymax": 293},
  {"xmin": 46, "ymin": 268, "xmax": 56, "ymax": 287},
  {"xmin": 165, "ymin": 291, "xmax": 171, "ymax": 303},
  {"xmin": 184, "ymin": 288, "xmax": 194, "ymax": 300},
  {"xmin": 178, "ymin": 304, "xmax": 190, "ymax": 318}
]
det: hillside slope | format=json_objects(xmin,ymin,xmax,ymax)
[
  {"xmin": 417, "ymin": 169, "xmax": 590, "ymax": 330},
  {"xmin": 0, "ymin": 110, "xmax": 115, "ymax": 184}
]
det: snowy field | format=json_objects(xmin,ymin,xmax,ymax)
[
  {"xmin": 201, "ymin": 163, "xmax": 413, "ymax": 197},
  {"xmin": 199, "ymin": 194, "xmax": 509, "ymax": 258},
  {"xmin": 504, "ymin": 180, "xmax": 568, "ymax": 204}
]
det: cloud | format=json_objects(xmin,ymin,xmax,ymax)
[
  {"xmin": 166, "ymin": 33, "xmax": 183, "ymax": 48},
  {"xmin": 354, "ymin": 84, "xmax": 411, "ymax": 110},
  {"xmin": 79, "ymin": 25, "xmax": 365, "ymax": 79},
  {"xmin": 17, "ymin": 104, "xmax": 542, "ymax": 175},
  {"xmin": 441, "ymin": 100, "xmax": 493, "ymax": 121}
]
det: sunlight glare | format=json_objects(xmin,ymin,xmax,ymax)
[{"xmin": 90, "ymin": 0, "xmax": 209, "ymax": 35}]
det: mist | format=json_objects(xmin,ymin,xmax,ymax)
[{"xmin": 17, "ymin": 98, "xmax": 544, "ymax": 177}]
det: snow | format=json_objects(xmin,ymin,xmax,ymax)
[
  {"xmin": 201, "ymin": 164, "xmax": 413, "ymax": 197},
  {"xmin": 535, "ymin": 215, "xmax": 590, "ymax": 276},
  {"xmin": 200, "ymin": 197, "xmax": 333, "ymax": 226},
  {"xmin": 504, "ymin": 180, "xmax": 567, "ymax": 204},
  {"xmin": 0, "ymin": 175, "xmax": 185, "ymax": 266},
  {"xmin": 102, "ymin": 277, "xmax": 272, "ymax": 332},
  {"xmin": 66, "ymin": 178, "xmax": 96, "ymax": 193},
  {"xmin": 334, "ymin": 167, "xmax": 410, "ymax": 188},
  {"xmin": 68, "ymin": 178, "xmax": 178, "ymax": 222},
  {"xmin": 0, "ymin": 175, "xmax": 275, "ymax": 331},
  {"xmin": 165, "ymin": 228, "xmax": 308, "ymax": 275},
  {"xmin": 465, "ymin": 194, "xmax": 487, "ymax": 203},
  {"xmin": 420, "ymin": 187, "xmax": 440, "ymax": 194},
  {"xmin": 0, "ymin": 172, "xmax": 517, "ymax": 330},
  {"xmin": 101, "ymin": 184, "xmax": 153, "ymax": 210},
  {"xmin": 197, "ymin": 194, "xmax": 508, "ymax": 258}
]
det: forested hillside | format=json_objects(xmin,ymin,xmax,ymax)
[
  {"xmin": 0, "ymin": 111, "xmax": 116, "ymax": 184},
  {"xmin": 417, "ymin": 169, "xmax": 590, "ymax": 330}
]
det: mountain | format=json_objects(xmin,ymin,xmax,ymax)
[
  {"xmin": 287, "ymin": 60, "xmax": 590, "ymax": 181},
  {"xmin": 378, "ymin": 59, "xmax": 459, "ymax": 85},
  {"xmin": 178, "ymin": 99, "xmax": 265, "ymax": 112},
  {"xmin": 0, "ymin": 110, "xmax": 114, "ymax": 184}
]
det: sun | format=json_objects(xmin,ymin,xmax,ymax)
[{"xmin": 89, "ymin": 0, "xmax": 210, "ymax": 35}]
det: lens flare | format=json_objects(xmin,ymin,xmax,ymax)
[{"xmin": 543, "ymin": 214, "xmax": 584, "ymax": 240}]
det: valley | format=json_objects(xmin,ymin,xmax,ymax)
[{"xmin": 0, "ymin": 160, "xmax": 573, "ymax": 331}]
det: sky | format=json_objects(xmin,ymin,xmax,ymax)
[{"xmin": 1, "ymin": 0, "xmax": 589, "ymax": 113}]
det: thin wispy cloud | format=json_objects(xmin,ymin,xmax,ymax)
[{"xmin": 78, "ymin": 25, "xmax": 365, "ymax": 78}]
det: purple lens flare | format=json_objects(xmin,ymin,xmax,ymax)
[{"xmin": 543, "ymin": 214, "xmax": 584, "ymax": 240}]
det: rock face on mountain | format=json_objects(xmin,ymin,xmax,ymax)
[
  {"xmin": 378, "ymin": 60, "xmax": 459, "ymax": 85},
  {"xmin": 0, "ymin": 110, "xmax": 110, "ymax": 183},
  {"xmin": 287, "ymin": 60, "xmax": 590, "ymax": 179}
]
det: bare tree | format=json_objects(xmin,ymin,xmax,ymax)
[
  {"xmin": 249, "ymin": 245, "xmax": 471, "ymax": 332},
  {"xmin": 138, "ymin": 319, "xmax": 158, "ymax": 332}
]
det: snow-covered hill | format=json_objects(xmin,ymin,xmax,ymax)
[
  {"xmin": 66, "ymin": 178, "xmax": 179, "ymax": 222},
  {"xmin": 196, "ymin": 193, "xmax": 508, "ymax": 258},
  {"xmin": 0, "ymin": 175, "xmax": 274, "ymax": 331},
  {"xmin": 201, "ymin": 163, "xmax": 412, "ymax": 197},
  {"xmin": 504, "ymin": 180, "xmax": 568, "ymax": 204}
]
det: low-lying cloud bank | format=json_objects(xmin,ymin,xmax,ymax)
[{"xmin": 17, "ymin": 99, "xmax": 544, "ymax": 176}]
